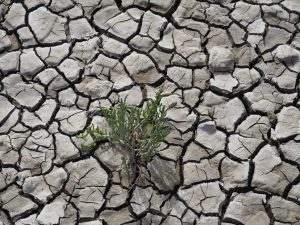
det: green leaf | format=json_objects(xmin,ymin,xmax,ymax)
[{"xmin": 78, "ymin": 87, "xmax": 171, "ymax": 171}]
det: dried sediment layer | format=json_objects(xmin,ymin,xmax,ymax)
[{"xmin": 0, "ymin": 0, "xmax": 300, "ymax": 224}]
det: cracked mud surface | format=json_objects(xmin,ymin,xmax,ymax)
[{"xmin": 0, "ymin": 0, "xmax": 300, "ymax": 224}]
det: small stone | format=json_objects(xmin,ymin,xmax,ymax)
[
  {"xmin": 209, "ymin": 47, "xmax": 235, "ymax": 72},
  {"xmin": 69, "ymin": 18, "xmax": 96, "ymax": 39}
]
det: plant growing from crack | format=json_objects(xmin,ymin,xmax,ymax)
[{"xmin": 77, "ymin": 88, "xmax": 174, "ymax": 178}]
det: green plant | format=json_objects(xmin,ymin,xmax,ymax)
[{"xmin": 77, "ymin": 88, "xmax": 173, "ymax": 174}]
